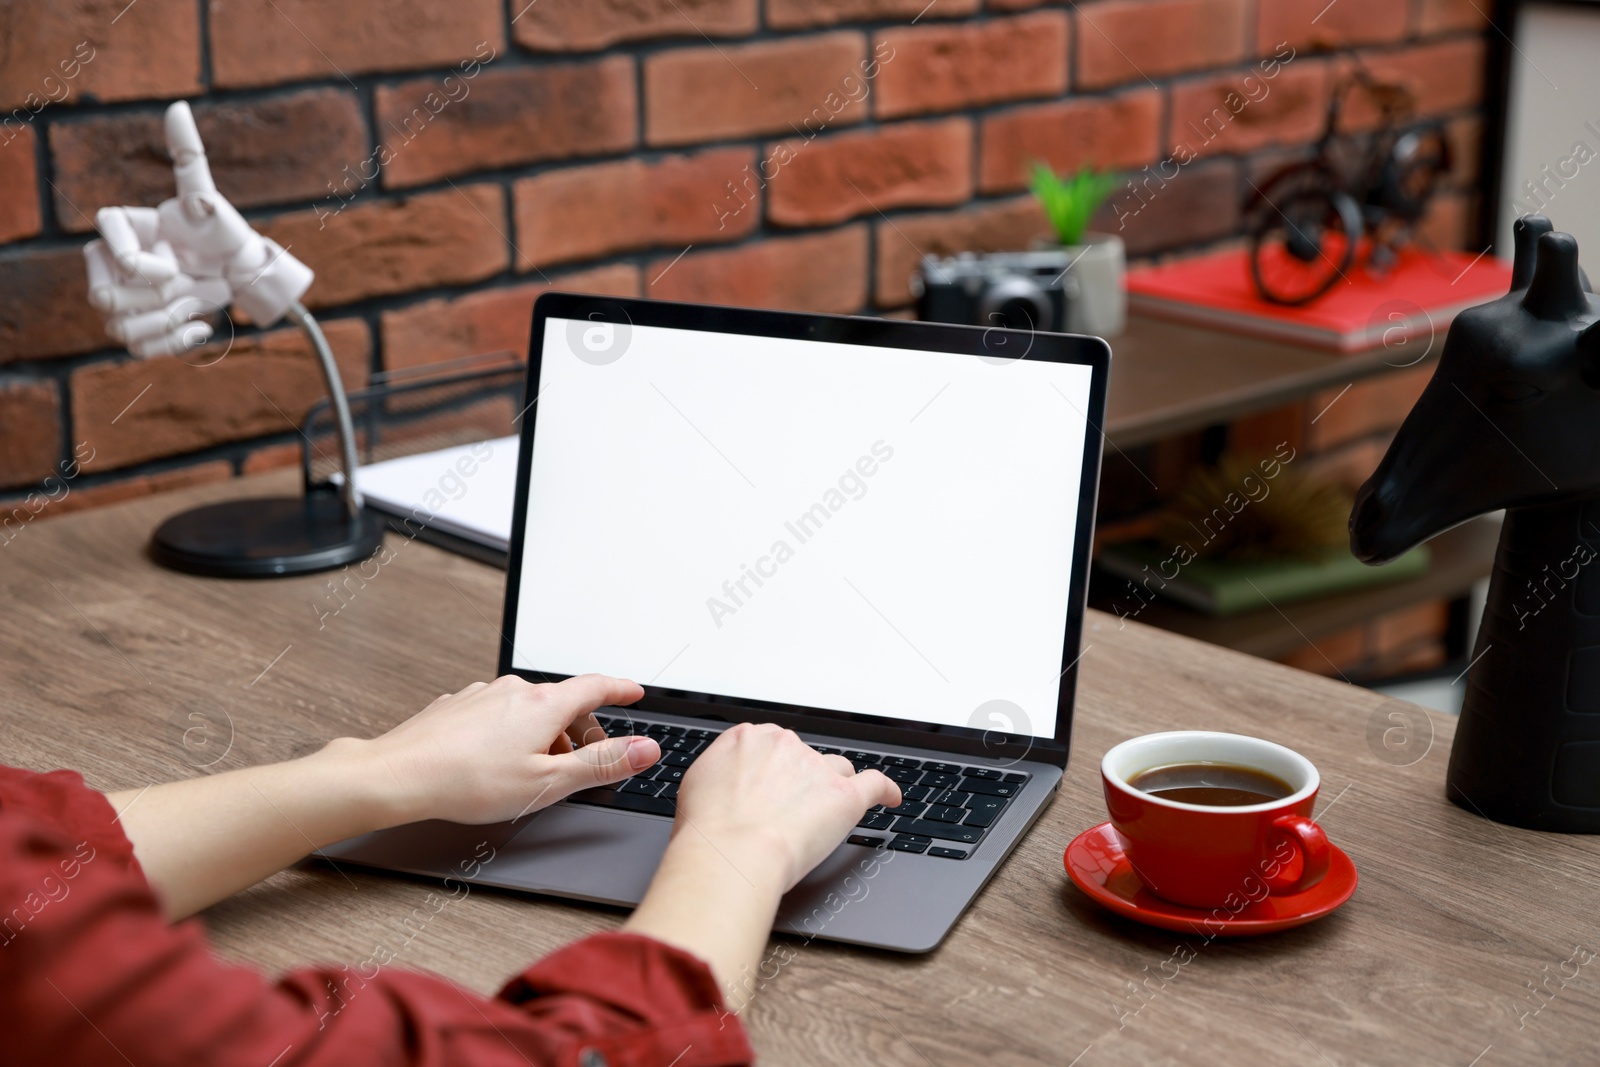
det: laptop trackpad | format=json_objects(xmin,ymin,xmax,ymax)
[
  {"xmin": 320, "ymin": 804, "xmax": 675, "ymax": 908},
  {"xmin": 321, "ymin": 803, "xmax": 971, "ymax": 952}
]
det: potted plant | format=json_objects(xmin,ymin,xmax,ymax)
[{"xmin": 1029, "ymin": 162, "xmax": 1125, "ymax": 338}]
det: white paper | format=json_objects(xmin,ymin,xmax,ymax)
[{"xmin": 349, "ymin": 435, "xmax": 519, "ymax": 551}]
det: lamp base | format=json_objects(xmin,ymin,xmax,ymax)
[{"xmin": 150, "ymin": 494, "xmax": 386, "ymax": 578}]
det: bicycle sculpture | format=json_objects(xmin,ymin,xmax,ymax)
[{"xmin": 1248, "ymin": 61, "xmax": 1451, "ymax": 306}]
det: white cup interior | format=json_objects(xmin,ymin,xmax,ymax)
[{"xmin": 1101, "ymin": 731, "xmax": 1319, "ymax": 813}]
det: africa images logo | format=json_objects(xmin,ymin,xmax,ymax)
[
  {"xmin": 566, "ymin": 307, "xmax": 633, "ymax": 366},
  {"xmin": 966, "ymin": 699, "xmax": 1032, "ymax": 766}
]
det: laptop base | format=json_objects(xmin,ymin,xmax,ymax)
[{"xmin": 320, "ymin": 720, "xmax": 1063, "ymax": 953}]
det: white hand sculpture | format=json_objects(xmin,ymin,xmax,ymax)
[{"xmin": 83, "ymin": 101, "xmax": 313, "ymax": 358}]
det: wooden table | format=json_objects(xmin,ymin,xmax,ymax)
[{"xmin": 4, "ymin": 475, "xmax": 1595, "ymax": 1066}]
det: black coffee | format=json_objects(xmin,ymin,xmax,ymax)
[{"xmin": 1128, "ymin": 761, "xmax": 1294, "ymax": 807}]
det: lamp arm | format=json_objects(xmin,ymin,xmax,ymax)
[{"xmin": 286, "ymin": 300, "xmax": 362, "ymax": 516}]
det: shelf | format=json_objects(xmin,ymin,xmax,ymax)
[
  {"xmin": 1103, "ymin": 315, "xmax": 1437, "ymax": 450},
  {"xmin": 1087, "ymin": 516, "xmax": 1501, "ymax": 660}
]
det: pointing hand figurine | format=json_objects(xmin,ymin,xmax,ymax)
[{"xmin": 83, "ymin": 101, "xmax": 313, "ymax": 358}]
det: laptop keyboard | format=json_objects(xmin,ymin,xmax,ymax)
[{"xmin": 566, "ymin": 714, "xmax": 1031, "ymax": 861}]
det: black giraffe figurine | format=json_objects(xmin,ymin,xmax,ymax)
[{"xmin": 1350, "ymin": 214, "xmax": 1600, "ymax": 833}]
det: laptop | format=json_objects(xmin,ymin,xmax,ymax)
[{"xmin": 321, "ymin": 293, "xmax": 1110, "ymax": 953}]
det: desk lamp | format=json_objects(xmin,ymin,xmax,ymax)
[{"xmin": 81, "ymin": 101, "xmax": 383, "ymax": 577}]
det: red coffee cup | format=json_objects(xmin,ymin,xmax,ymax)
[{"xmin": 1100, "ymin": 731, "xmax": 1332, "ymax": 910}]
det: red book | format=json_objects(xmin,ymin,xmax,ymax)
[{"xmin": 1126, "ymin": 247, "xmax": 1515, "ymax": 353}]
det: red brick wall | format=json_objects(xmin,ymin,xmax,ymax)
[{"xmin": 0, "ymin": 0, "xmax": 1490, "ymax": 513}]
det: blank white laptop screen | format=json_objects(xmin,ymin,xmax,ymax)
[{"xmin": 510, "ymin": 318, "xmax": 1095, "ymax": 740}]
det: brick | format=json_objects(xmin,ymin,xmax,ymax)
[
  {"xmin": 513, "ymin": 149, "xmax": 755, "ymax": 271},
  {"xmin": 1302, "ymin": 434, "xmax": 1390, "ymax": 494},
  {"xmin": 210, "ymin": 0, "xmax": 503, "ymax": 89},
  {"xmin": 381, "ymin": 264, "xmax": 642, "ymax": 371},
  {"xmin": 245, "ymin": 427, "xmax": 376, "ymax": 479},
  {"xmin": 1278, "ymin": 623, "xmax": 1366, "ymax": 677},
  {"xmin": 648, "ymin": 225, "xmax": 868, "ymax": 313},
  {"xmin": 47, "ymin": 90, "xmax": 367, "ymax": 234},
  {"xmin": 1076, "ymin": 0, "xmax": 1246, "ymax": 90},
  {"xmin": 1151, "ymin": 436, "xmax": 1209, "ymax": 498},
  {"xmin": 874, "ymin": 12, "xmax": 1069, "ymax": 119},
  {"xmin": 0, "ymin": 246, "xmax": 106, "ymax": 362},
  {"xmin": 1418, "ymin": 0, "xmax": 1491, "ymax": 34},
  {"xmin": 766, "ymin": 118, "xmax": 972, "ymax": 228},
  {"xmin": 355, "ymin": 396, "xmax": 512, "ymax": 467},
  {"xmin": 1169, "ymin": 61, "xmax": 1330, "ymax": 159},
  {"xmin": 72, "ymin": 319, "xmax": 370, "ymax": 472},
  {"xmin": 1338, "ymin": 40, "xmax": 1487, "ymax": 132},
  {"xmin": 0, "ymin": 125, "xmax": 41, "ymax": 242},
  {"xmin": 0, "ymin": 0, "xmax": 199, "ymax": 109},
  {"xmin": 1372, "ymin": 599, "xmax": 1450, "ymax": 657},
  {"xmin": 1444, "ymin": 115, "xmax": 1482, "ymax": 190},
  {"xmin": 1230, "ymin": 402, "xmax": 1308, "ymax": 457},
  {"xmin": 375, "ymin": 58, "xmax": 637, "ymax": 189},
  {"xmin": 873, "ymin": 196, "xmax": 1054, "ymax": 308},
  {"xmin": 769, "ymin": 0, "xmax": 979, "ymax": 29},
  {"xmin": 380, "ymin": 395, "xmax": 521, "ymax": 458},
  {"xmin": 978, "ymin": 89, "xmax": 1161, "ymax": 195},
  {"xmin": 241, "ymin": 441, "xmax": 302, "ymax": 476},
  {"xmin": 1419, "ymin": 190, "xmax": 1474, "ymax": 253},
  {"xmin": 645, "ymin": 32, "xmax": 869, "ymax": 147},
  {"xmin": 515, "ymin": 0, "xmax": 756, "ymax": 50},
  {"xmin": 1307, "ymin": 366, "xmax": 1432, "ymax": 451},
  {"xmin": 1374, "ymin": 639, "xmax": 1448, "ymax": 676},
  {"xmin": 1094, "ymin": 158, "xmax": 1242, "ymax": 257},
  {"xmin": 1257, "ymin": 0, "xmax": 1407, "ymax": 52},
  {"xmin": 262, "ymin": 185, "xmax": 509, "ymax": 310},
  {"xmin": 35, "ymin": 461, "xmax": 236, "ymax": 519},
  {"xmin": 1246, "ymin": 145, "xmax": 1319, "ymax": 186},
  {"xmin": 0, "ymin": 380, "xmax": 61, "ymax": 489}
]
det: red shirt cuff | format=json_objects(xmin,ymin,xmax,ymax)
[{"xmin": 0, "ymin": 766, "xmax": 142, "ymax": 879}]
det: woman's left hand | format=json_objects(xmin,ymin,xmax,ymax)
[{"xmin": 346, "ymin": 673, "xmax": 658, "ymax": 826}]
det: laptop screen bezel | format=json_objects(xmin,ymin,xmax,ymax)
[{"xmin": 498, "ymin": 293, "xmax": 1110, "ymax": 769}]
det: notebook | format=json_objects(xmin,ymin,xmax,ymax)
[
  {"xmin": 1096, "ymin": 541, "xmax": 1432, "ymax": 616},
  {"xmin": 343, "ymin": 436, "xmax": 518, "ymax": 561},
  {"xmin": 1126, "ymin": 247, "xmax": 1514, "ymax": 352}
]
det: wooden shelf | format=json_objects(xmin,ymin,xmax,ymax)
[
  {"xmin": 1102, "ymin": 315, "xmax": 1437, "ymax": 450},
  {"xmin": 1087, "ymin": 516, "xmax": 1501, "ymax": 660}
]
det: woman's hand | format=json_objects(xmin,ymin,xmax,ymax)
[
  {"xmin": 624, "ymin": 723, "xmax": 900, "ymax": 1010},
  {"xmin": 108, "ymin": 673, "xmax": 654, "ymax": 920},
  {"xmin": 346, "ymin": 674, "xmax": 659, "ymax": 826},
  {"xmin": 674, "ymin": 723, "xmax": 901, "ymax": 892}
]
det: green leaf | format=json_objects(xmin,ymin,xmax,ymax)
[{"xmin": 1028, "ymin": 161, "xmax": 1120, "ymax": 246}]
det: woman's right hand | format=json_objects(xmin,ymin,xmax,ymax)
[
  {"xmin": 625, "ymin": 723, "xmax": 901, "ymax": 1009},
  {"xmin": 673, "ymin": 723, "xmax": 902, "ymax": 893}
]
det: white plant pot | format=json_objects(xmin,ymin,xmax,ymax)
[{"xmin": 1039, "ymin": 233, "xmax": 1126, "ymax": 338}]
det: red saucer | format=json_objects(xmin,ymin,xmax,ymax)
[{"xmin": 1064, "ymin": 822, "xmax": 1357, "ymax": 936}]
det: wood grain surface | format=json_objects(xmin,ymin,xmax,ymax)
[
  {"xmin": 1103, "ymin": 316, "xmax": 1433, "ymax": 450},
  {"xmin": 3, "ymin": 473, "xmax": 1595, "ymax": 1066}
]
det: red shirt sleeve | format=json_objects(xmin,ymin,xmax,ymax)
[{"xmin": 0, "ymin": 765, "xmax": 755, "ymax": 1067}]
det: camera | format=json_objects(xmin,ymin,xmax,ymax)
[{"xmin": 912, "ymin": 251, "xmax": 1081, "ymax": 334}]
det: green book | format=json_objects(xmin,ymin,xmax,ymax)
[{"xmin": 1096, "ymin": 541, "xmax": 1432, "ymax": 617}]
